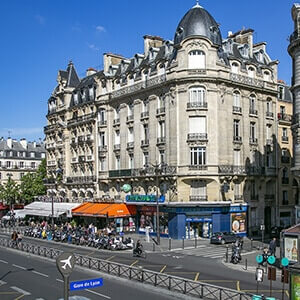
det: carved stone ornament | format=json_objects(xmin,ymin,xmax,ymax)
[{"xmin": 186, "ymin": 40, "xmax": 206, "ymax": 50}]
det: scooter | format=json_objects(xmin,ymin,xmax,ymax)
[{"xmin": 231, "ymin": 245, "xmax": 242, "ymax": 264}]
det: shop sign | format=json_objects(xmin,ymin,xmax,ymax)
[
  {"xmin": 284, "ymin": 236, "xmax": 298, "ymax": 262},
  {"xmin": 231, "ymin": 212, "xmax": 246, "ymax": 234},
  {"xmin": 291, "ymin": 273, "xmax": 300, "ymax": 299},
  {"xmin": 126, "ymin": 194, "xmax": 165, "ymax": 203},
  {"xmin": 186, "ymin": 217, "xmax": 212, "ymax": 222}
]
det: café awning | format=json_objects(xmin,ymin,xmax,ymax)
[{"xmin": 72, "ymin": 203, "xmax": 136, "ymax": 218}]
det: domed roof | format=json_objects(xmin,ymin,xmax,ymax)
[{"xmin": 174, "ymin": 4, "xmax": 222, "ymax": 46}]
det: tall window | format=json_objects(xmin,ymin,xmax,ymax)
[
  {"xmin": 128, "ymin": 103, "xmax": 134, "ymax": 116},
  {"xmin": 158, "ymin": 95, "xmax": 165, "ymax": 109},
  {"xmin": 250, "ymin": 122, "xmax": 256, "ymax": 139},
  {"xmin": 189, "ymin": 87, "xmax": 206, "ymax": 104},
  {"xmin": 266, "ymin": 124, "xmax": 272, "ymax": 140},
  {"xmin": 189, "ymin": 117, "xmax": 206, "ymax": 134},
  {"xmin": 234, "ymin": 183, "xmax": 241, "ymax": 198},
  {"xmin": 115, "ymin": 107, "xmax": 120, "ymax": 119},
  {"xmin": 115, "ymin": 130, "xmax": 120, "ymax": 145},
  {"xmin": 282, "ymin": 168, "xmax": 289, "ymax": 179},
  {"xmin": 158, "ymin": 121, "xmax": 165, "ymax": 138},
  {"xmin": 191, "ymin": 180, "xmax": 207, "ymax": 197},
  {"xmin": 98, "ymin": 108, "xmax": 106, "ymax": 122},
  {"xmin": 266, "ymin": 99, "xmax": 272, "ymax": 113},
  {"xmin": 279, "ymin": 87, "xmax": 285, "ymax": 100},
  {"xmin": 143, "ymin": 101, "xmax": 149, "ymax": 112},
  {"xmin": 129, "ymin": 153, "xmax": 134, "ymax": 169},
  {"xmin": 159, "ymin": 150, "xmax": 165, "ymax": 164},
  {"xmin": 249, "ymin": 95, "xmax": 256, "ymax": 111},
  {"xmin": 250, "ymin": 181, "xmax": 256, "ymax": 198},
  {"xmin": 143, "ymin": 152, "xmax": 149, "ymax": 167},
  {"xmin": 99, "ymin": 132, "xmax": 105, "ymax": 147},
  {"xmin": 188, "ymin": 50, "xmax": 205, "ymax": 69},
  {"xmin": 233, "ymin": 120, "xmax": 240, "ymax": 137},
  {"xmin": 100, "ymin": 158, "xmax": 106, "ymax": 171},
  {"xmin": 282, "ymin": 128, "xmax": 288, "ymax": 141},
  {"xmin": 234, "ymin": 149, "xmax": 240, "ymax": 166},
  {"xmin": 143, "ymin": 124, "xmax": 149, "ymax": 140},
  {"xmin": 190, "ymin": 147, "xmax": 206, "ymax": 165},
  {"xmin": 233, "ymin": 91, "xmax": 240, "ymax": 107},
  {"xmin": 128, "ymin": 127, "xmax": 134, "ymax": 143},
  {"xmin": 283, "ymin": 190, "xmax": 288, "ymax": 205},
  {"xmin": 231, "ymin": 62, "xmax": 239, "ymax": 74},
  {"xmin": 115, "ymin": 155, "xmax": 120, "ymax": 170},
  {"xmin": 280, "ymin": 105, "xmax": 286, "ymax": 115}
]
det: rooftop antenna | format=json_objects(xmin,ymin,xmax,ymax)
[{"xmin": 194, "ymin": 0, "xmax": 202, "ymax": 8}]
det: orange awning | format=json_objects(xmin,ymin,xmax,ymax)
[{"xmin": 72, "ymin": 203, "xmax": 136, "ymax": 218}]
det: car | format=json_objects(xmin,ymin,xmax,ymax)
[{"xmin": 210, "ymin": 232, "xmax": 237, "ymax": 245}]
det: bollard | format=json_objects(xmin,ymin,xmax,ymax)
[
  {"xmin": 251, "ymin": 238, "xmax": 253, "ymax": 250},
  {"xmin": 225, "ymin": 245, "xmax": 229, "ymax": 263},
  {"xmin": 169, "ymin": 237, "xmax": 171, "ymax": 251},
  {"xmin": 244, "ymin": 258, "xmax": 247, "ymax": 270},
  {"xmin": 182, "ymin": 236, "xmax": 185, "ymax": 249},
  {"xmin": 153, "ymin": 242, "xmax": 155, "ymax": 252},
  {"xmin": 195, "ymin": 237, "xmax": 197, "ymax": 248}
]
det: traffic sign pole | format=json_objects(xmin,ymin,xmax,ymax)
[{"xmin": 64, "ymin": 275, "xmax": 69, "ymax": 300}]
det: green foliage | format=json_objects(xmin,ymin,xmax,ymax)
[{"xmin": 0, "ymin": 177, "xmax": 20, "ymax": 206}]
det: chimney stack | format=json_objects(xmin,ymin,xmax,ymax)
[
  {"xmin": 20, "ymin": 138, "xmax": 27, "ymax": 149},
  {"xmin": 143, "ymin": 35, "xmax": 164, "ymax": 56}
]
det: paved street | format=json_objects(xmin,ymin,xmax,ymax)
[
  {"xmin": 0, "ymin": 247, "xmax": 188, "ymax": 300},
  {"xmin": 0, "ymin": 230, "xmax": 289, "ymax": 299}
]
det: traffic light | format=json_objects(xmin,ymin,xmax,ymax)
[{"xmin": 281, "ymin": 268, "xmax": 289, "ymax": 283}]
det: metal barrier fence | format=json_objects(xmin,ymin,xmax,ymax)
[{"xmin": 0, "ymin": 237, "xmax": 253, "ymax": 300}]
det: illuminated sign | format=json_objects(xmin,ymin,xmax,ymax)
[{"xmin": 125, "ymin": 195, "xmax": 165, "ymax": 203}]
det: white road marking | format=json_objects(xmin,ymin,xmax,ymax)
[
  {"xmin": 0, "ymin": 280, "xmax": 7, "ymax": 286},
  {"xmin": 12, "ymin": 264, "xmax": 27, "ymax": 270},
  {"xmin": 0, "ymin": 259, "xmax": 8, "ymax": 264},
  {"xmin": 32, "ymin": 270, "xmax": 49, "ymax": 278},
  {"xmin": 56, "ymin": 278, "xmax": 63, "ymax": 283},
  {"xmin": 35, "ymin": 298, "xmax": 45, "ymax": 300},
  {"xmin": 86, "ymin": 289, "xmax": 111, "ymax": 299},
  {"xmin": 10, "ymin": 286, "xmax": 31, "ymax": 295}
]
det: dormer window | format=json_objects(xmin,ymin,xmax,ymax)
[
  {"xmin": 231, "ymin": 62, "xmax": 239, "ymax": 74},
  {"xmin": 240, "ymin": 45, "xmax": 249, "ymax": 58},
  {"xmin": 74, "ymin": 93, "xmax": 78, "ymax": 105},
  {"xmin": 89, "ymin": 87, "xmax": 94, "ymax": 99},
  {"xmin": 248, "ymin": 67, "xmax": 255, "ymax": 78},
  {"xmin": 279, "ymin": 86, "xmax": 285, "ymax": 100},
  {"xmin": 188, "ymin": 50, "xmax": 205, "ymax": 69}
]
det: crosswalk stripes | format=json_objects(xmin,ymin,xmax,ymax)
[{"xmin": 172, "ymin": 246, "xmax": 228, "ymax": 259}]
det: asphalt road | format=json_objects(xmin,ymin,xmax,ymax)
[
  {"xmin": 0, "ymin": 232, "xmax": 289, "ymax": 299},
  {"xmin": 0, "ymin": 247, "xmax": 189, "ymax": 300}
]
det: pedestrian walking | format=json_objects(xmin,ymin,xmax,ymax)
[{"xmin": 269, "ymin": 237, "xmax": 277, "ymax": 256}]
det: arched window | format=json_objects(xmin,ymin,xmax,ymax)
[
  {"xmin": 189, "ymin": 87, "xmax": 206, "ymax": 104},
  {"xmin": 231, "ymin": 62, "xmax": 239, "ymax": 74},
  {"xmin": 188, "ymin": 50, "xmax": 205, "ymax": 69},
  {"xmin": 248, "ymin": 67, "xmax": 255, "ymax": 78},
  {"xmin": 263, "ymin": 71, "xmax": 270, "ymax": 81}
]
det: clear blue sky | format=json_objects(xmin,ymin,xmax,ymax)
[{"xmin": 0, "ymin": 0, "xmax": 296, "ymax": 141}]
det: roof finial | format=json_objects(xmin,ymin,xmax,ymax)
[{"xmin": 193, "ymin": 0, "xmax": 202, "ymax": 8}]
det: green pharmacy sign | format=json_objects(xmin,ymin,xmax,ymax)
[{"xmin": 126, "ymin": 194, "xmax": 165, "ymax": 203}]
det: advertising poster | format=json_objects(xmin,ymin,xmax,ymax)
[
  {"xmin": 231, "ymin": 212, "xmax": 246, "ymax": 234},
  {"xmin": 284, "ymin": 237, "xmax": 298, "ymax": 262},
  {"xmin": 291, "ymin": 274, "xmax": 300, "ymax": 300}
]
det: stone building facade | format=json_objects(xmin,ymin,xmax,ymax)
[
  {"xmin": 0, "ymin": 137, "xmax": 45, "ymax": 185},
  {"xmin": 45, "ymin": 3, "xmax": 282, "ymax": 235}
]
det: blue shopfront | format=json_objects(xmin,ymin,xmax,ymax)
[{"xmin": 160, "ymin": 204, "xmax": 248, "ymax": 239}]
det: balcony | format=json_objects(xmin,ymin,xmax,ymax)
[
  {"xmin": 266, "ymin": 111, "xmax": 274, "ymax": 118},
  {"xmin": 282, "ymin": 136, "xmax": 289, "ymax": 143},
  {"xmin": 156, "ymin": 107, "xmax": 165, "ymax": 115},
  {"xmin": 232, "ymin": 106, "xmax": 242, "ymax": 113},
  {"xmin": 188, "ymin": 165, "xmax": 207, "ymax": 170},
  {"xmin": 264, "ymin": 194, "xmax": 275, "ymax": 200},
  {"xmin": 141, "ymin": 139, "xmax": 149, "ymax": 147},
  {"xmin": 249, "ymin": 108, "xmax": 258, "ymax": 116},
  {"xmin": 278, "ymin": 113, "xmax": 292, "ymax": 124},
  {"xmin": 113, "ymin": 144, "xmax": 121, "ymax": 151},
  {"xmin": 71, "ymin": 157, "xmax": 78, "ymax": 164},
  {"xmin": 68, "ymin": 112, "xmax": 96, "ymax": 126},
  {"xmin": 97, "ymin": 120, "xmax": 107, "ymax": 127},
  {"xmin": 127, "ymin": 142, "xmax": 134, "ymax": 149},
  {"xmin": 187, "ymin": 133, "xmax": 208, "ymax": 142},
  {"xmin": 249, "ymin": 137, "xmax": 258, "ymax": 145},
  {"xmin": 140, "ymin": 112, "xmax": 149, "ymax": 119},
  {"xmin": 189, "ymin": 195, "xmax": 208, "ymax": 201},
  {"xmin": 233, "ymin": 136, "xmax": 242, "ymax": 143},
  {"xmin": 109, "ymin": 169, "xmax": 133, "ymax": 178},
  {"xmin": 187, "ymin": 102, "xmax": 208, "ymax": 109},
  {"xmin": 218, "ymin": 165, "xmax": 246, "ymax": 175},
  {"xmin": 113, "ymin": 118, "xmax": 120, "ymax": 125},
  {"xmin": 66, "ymin": 176, "xmax": 96, "ymax": 184},
  {"xmin": 230, "ymin": 72, "xmax": 264, "ymax": 88},
  {"xmin": 282, "ymin": 177, "xmax": 289, "ymax": 185},
  {"xmin": 157, "ymin": 137, "xmax": 166, "ymax": 144},
  {"xmin": 126, "ymin": 115, "xmax": 134, "ymax": 123},
  {"xmin": 281, "ymin": 156, "xmax": 290, "ymax": 164},
  {"xmin": 98, "ymin": 145, "xmax": 108, "ymax": 152}
]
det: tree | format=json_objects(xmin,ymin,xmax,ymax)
[
  {"xmin": 0, "ymin": 176, "xmax": 20, "ymax": 207},
  {"xmin": 19, "ymin": 159, "xmax": 47, "ymax": 204}
]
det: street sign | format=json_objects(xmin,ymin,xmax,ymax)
[
  {"xmin": 255, "ymin": 267, "xmax": 264, "ymax": 282},
  {"xmin": 56, "ymin": 252, "xmax": 75, "ymax": 277},
  {"xmin": 281, "ymin": 257, "xmax": 289, "ymax": 267},
  {"xmin": 70, "ymin": 278, "xmax": 103, "ymax": 291},
  {"xmin": 267, "ymin": 255, "xmax": 276, "ymax": 265},
  {"xmin": 256, "ymin": 255, "xmax": 263, "ymax": 264}
]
